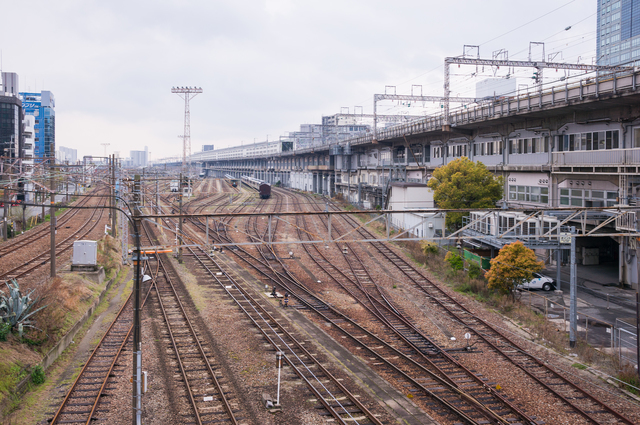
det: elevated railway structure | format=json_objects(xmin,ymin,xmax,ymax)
[{"xmin": 183, "ymin": 69, "xmax": 640, "ymax": 288}]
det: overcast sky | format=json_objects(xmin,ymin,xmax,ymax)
[{"xmin": 0, "ymin": 0, "xmax": 596, "ymax": 160}]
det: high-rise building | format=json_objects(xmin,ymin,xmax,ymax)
[
  {"xmin": 130, "ymin": 146, "xmax": 148, "ymax": 167},
  {"xmin": 1, "ymin": 72, "xmax": 20, "ymax": 97},
  {"xmin": 596, "ymin": 0, "xmax": 640, "ymax": 66},
  {"xmin": 56, "ymin": 146, "xmax": 77, "ymax": 164},
  {"xmin": 0, "ymin": 95, "xmax": 22, "ymax": 160},
  {"xmin": 19, "ymin": 91, "xmax": 55, "ymax": 159},
  {"xmin": 0, "ymin": 73, "xmax": 22, "ymax": 160}
]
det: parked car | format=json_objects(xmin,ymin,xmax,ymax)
[{"xmin": 517, "ymin": 273, "xmax": 555, "ymax": 291}]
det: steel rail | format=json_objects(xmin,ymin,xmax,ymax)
[
  {"xmin": 178, "ymin": 190, "xmax": 381, "ymax": 424},
  {"xmin": 329, "ymin": 197, "xmax": 636, "ymax": 425},
  {"xmin": 291, "ymin": 193, "xmax": 535, "ymax": 424},
  {"xmin": 143, "ymin": 197, "xmax": 241, "ymax": 425},
  {"xmin": 194, "ymin": 189, "xmax": 490, "ymax": 424},
  {"xmin": 0, "ymin": 187, "xmax": 101, "ymax": 256},
  {"xmin": 186, "ymin": 244, "xmax": 383, "ymax": 425},
  {"xmin": 0, "ymin": 192, "xmax": 109, "ymax": 280},
  {"xmin": 50, "ymin": 272, "xmax": 154, "ymax": 424}
]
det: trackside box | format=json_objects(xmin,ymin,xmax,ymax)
[{"xmin": 72, "ymin": 240, "xmax": 98, "ymax": 266}]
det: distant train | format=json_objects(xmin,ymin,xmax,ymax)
[
  {"xmin": 241, "ymin": 176, "xmax": 271, "ymax": 199},
  {"xmin": 224, "ymin": 174, "xmax": 239, "ymax": 188}
]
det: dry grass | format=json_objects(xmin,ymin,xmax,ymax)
[
  {"xmin": 170, "ymin": 256, "xmax": 209, "ymax": 312},
  {"xmin": 26, "ymin": 275, "xmax": 100, "ymax": 352},
  {"xmin": 97, "ymin": 235, "xmax": 121, "ymax": 279}
]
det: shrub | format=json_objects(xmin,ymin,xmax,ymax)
[
  {"xmin": 0, "ymin": 321, "xmax": 10, "ymax": 341},
  {"xmin": 444, "ymin": 251, "xmax": 463, "ymax": 271},
  {"xmin": 31, "ymin": 365, "xmax": 45, "ymax": 385},
  {"xmin": 420, "ymin": 241, "xmax": 439, "ymax": 256},
  {"xmin": 468, "ymin": 262, "xmax": 483, "ymax": 279}
]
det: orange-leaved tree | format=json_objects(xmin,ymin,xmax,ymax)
[{"xmin": 485, "ymin": 241, "xmax": 544, "ymax": 297}]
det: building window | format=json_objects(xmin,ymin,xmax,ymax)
[
  {"xmin": 409, "ymin": 144, "xmax": 423, "ymax": 163},
  {"xmin": 508, "ymin": 185, "xmax": 548, "ymax": 204},
  {"xmin": 508, "ymin": 136, "xmax": 549, "ymax": 154},
  {"xmin": 560, "ymin": 188, "xmax": 618, "ymax": 207},
  {"xmin": 559, "ymin": 130, "xmax": 619, "ymax": 151}
]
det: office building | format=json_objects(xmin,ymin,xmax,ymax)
[
  {"xmin": 57, "ymin": 146, "xmax": 77, "ymax": 164},
  {"xmin": 596, "ymin": 0, "xmax": 640, "ymax": 65},
  {"xmin": 19, "ymin": 91, "xmax": 55, "ymax": 159},
  {"xmin": 1, "ymin": 72, "xmax": 20, "ymax": 97},
  {"xmin": 130, "ymin": 146, "xmax": 148, "ymax": 167},
  {"xmin": 0, "ymin": 95, "xmax": 22, "ymax": 160}
]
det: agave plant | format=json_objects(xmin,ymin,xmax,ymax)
[{"xmin": 0, "ymin": 279, "xmax": 47, "ymax": 332}]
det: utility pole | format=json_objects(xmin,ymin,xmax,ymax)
[
  {"xmin": 2, "ymin": 187, "xmax": 8, "ymax": 241},
  {"xmin": 155, "ymin": 170, "xmax": 159, "ymax": 225},
  {"xmin": 569, "ymin": 226, "xmax": 577, "ymax": 348},
  {"xmin": 178, "ymin": 173, "xmax": 183, "ymax": 264},
  {"xmin": 636, "ymin": 236, "xmax": 640, "ymax": 379},
  {"xmin": 65, "ymin": 169, "xmax": 69, "ymax": 203},
  {"xmin": 50, "ymin": 159, "xmax": 56, "ymax": 278},
  {"xmin": 112, "ymin": 156, "xmax": 117, "ymax": 237},
  {"xmin": 132, "ymin": 174, "xmax": 142, "ymax": 425},
  {"xmin": 171, "ymin": 86, "xmax": 203, "ymax": 174}
]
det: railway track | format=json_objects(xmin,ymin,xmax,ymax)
[
  {"xmin": 152, "ymin": 250, "xmax": 243, "ymax": 425},
  {"xmin": 142, "ymin": 186, "xmax": 253, "ymax": 424},
  {"xmin": 49, "ymin": 267, "xmax": 153, "ymax": 425},
  {"xmin": 0, "ymin": 191, "xmax": 109, "ymax": 281},
  {"xmin": 182, "ymin": 244, "xmax": 384, "ymax": 425},
  {"xmin": 286, "ymin": 196, "xmax": 538, "ymax": 424},
  {"xmin": 150, "ymin": 182, "xmax": 636, "ymax": 423},
  {"xmin": 174, "ymin": 184, "xmax": 388, "ymax": 424},
  {"xmin": 210, "ymin": 187, "xmax": 634, "ymax": 424},
  {"xmin": 0, "ymin": 190, "xmax": 99, "ymax": 257},
  {"xmin": 222, "ymin": 190, "xmax": 535, "ymax": 424},
  {"xmin": 184, "ymin": 190, "xmax": 506, "ymax": 423},
  {"xmin": 310, "ymin": 192, "xmax": 636, "ymax": 425}
]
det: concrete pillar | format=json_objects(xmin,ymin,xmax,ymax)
[{"xmin": 556, "ymin": 248, "xmax": 562, "ymax": 292}]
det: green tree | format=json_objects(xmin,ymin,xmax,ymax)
[
  {"xmin": 427, "ymin": 157, "xmax": 503, "ymax": 230},
  {"xmin": 444, "ymin": 251, "xmax": 463, "ymax": 271},
  {"xmin": 485, "ymin": 241, "xmax": 544, "ymax": 297}
]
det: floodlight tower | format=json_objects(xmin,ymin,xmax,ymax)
[{"xmin": 171, "ymin": 86, "xmax": 203, "ymax": 172}]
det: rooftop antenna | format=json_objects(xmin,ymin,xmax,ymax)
[{"xmin": 171, "ymin": 86, "xmax": 203, "ymax": 173}]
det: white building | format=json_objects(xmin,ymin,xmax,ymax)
[
  {"xmin": 130, "ymin": 146, "xmax": 149, "ymax": 167},
  {"xmin": 56, "ymin": 146, "xmax": 78, "ymax": 164},
  {"xmin": 388, "ymin": 182, "xmax": 444, "ymax": 240}
]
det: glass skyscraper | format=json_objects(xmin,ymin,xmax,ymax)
[
  {"xmin": 597, "ymin": 0, "xmax": 640, "ymax": 65},
  {"xmin": 0, "ymin": 96, "xmax": 21, "ymax": 159},
  {"xmin": 19, "ymin": 91, "xmax": 55, "ymax": 159}
]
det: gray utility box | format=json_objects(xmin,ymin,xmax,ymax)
[{"xmin": 73, "ymin": 240, "xmax": 98, "ymax": 267}]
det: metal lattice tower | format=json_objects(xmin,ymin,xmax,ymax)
[{"xmin": 171, "ymin": 87, "xmax": 203, "ymax": 172}]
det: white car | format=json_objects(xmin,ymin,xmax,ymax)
[{"xmin": 517, "ymin": 273, "xmax": 555, "ymax": 291}]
